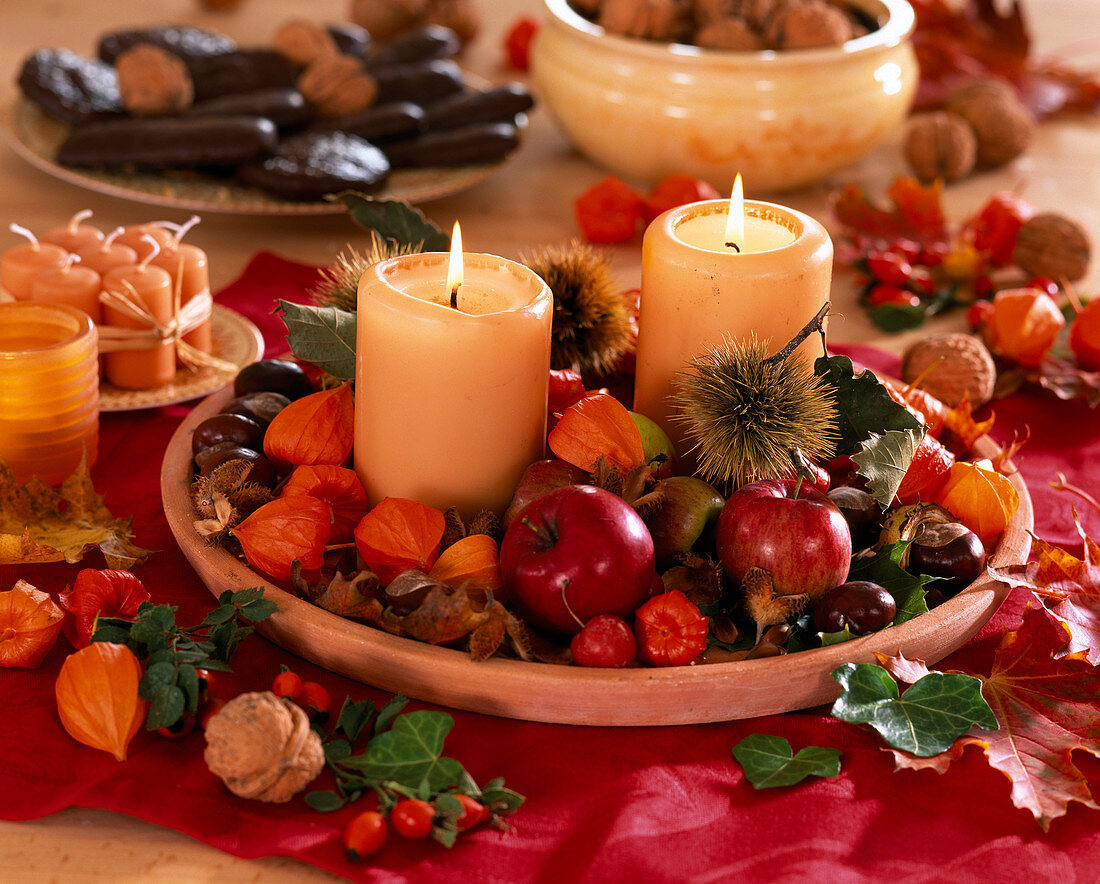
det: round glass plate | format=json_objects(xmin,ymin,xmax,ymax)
[
  {"xmin": 100, "ymin": 305, "xmax": 262, "ymax": 411},
  {"xmin": 1, "ymin": 94, "xmax": 523, "ymax": 215}
]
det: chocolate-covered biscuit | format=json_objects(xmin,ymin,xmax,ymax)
[
  {"xmin": 310, "ymin": 101, "xmax": 425, "ymax": 143},
  {"xmin": 382, "ymin": 122, "xmax": 519, "ymax": 168},
  {"xmin": 18, "ymin": 48, "xmax": 122, "ymax": 126},
  {"xmin": 97, "ymin": 25, "xmax": 236, "ymax": 63},
  {"xmin": 57, "ymin": 115, "xmax": 277, "ymax": 169},
  {"xmin": 373, "ymin": 59, "xmax": 465, "ymax": 105},
  {"xmin": 185, "ymin": 50, "xmax": 298, "ymax": 102},
  {"xmin": 423, "ymin": 84, "xmax": 534, "ymax": 131},
  {"xmin": 366, "ymin": 26, "xmax": 461, "ymax": 71},
  {"xmin": 187, "ymin": 88, "xmax": 314, "ymax": 131},
  {"xmin": 237, "ymin": 131, "xmax": 390, "ymax": 201}
]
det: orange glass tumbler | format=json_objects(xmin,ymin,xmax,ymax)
[{"xmin": 0, "ymin": 302, "xmax": 100, "ymax": 485}]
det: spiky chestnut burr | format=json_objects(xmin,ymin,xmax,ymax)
[
  {"xmin": 308, "ymin": 235, "xmax": 420, "ymax": 313},
  {"xmin": 671, "ymin": 303, "xmax": 837, "ymax": 488},
  {"xmin": 520, "ymin": 240, "xmax": 635, "ymax": 376}
]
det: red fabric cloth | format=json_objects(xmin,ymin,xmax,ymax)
[{"xmin": 2, "ymin": 252, "xmax": 1098, "ymax": 882}]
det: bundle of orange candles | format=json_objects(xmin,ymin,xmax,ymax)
[{"xmin": 0, "ymin": 211, "xmax": 215, "ymax": 390}]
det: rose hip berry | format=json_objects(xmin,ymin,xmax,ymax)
[
  {"xmin": 272, "ymin": 669, "xmax": 303, "ymax": 701},
  {"xmin": 299, "ymin": 681, "xmax": 331, "ymax": 722},
  {"xmin": 391, "ymin": 798, "xmax": 436, "ymax": 840},
  {"xmin": 813, "ymin": 581, "xmax": 896, "ymax": 635},
  {"xmin": 344, "ymin": 810, "xmax": 387, "ymax": 861},
  {"xmin": 634, "ymin": 590, "xmax": 709, "ymax": 667},
  {"xmin": 570, "ymin": 614, "xmax": 637, "ymax": 668},
  {"xmin": 453, "ymin": 794, "xmax": 489, "ymax": 831}
]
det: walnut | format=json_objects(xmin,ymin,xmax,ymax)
[
  {"xmin": 115, "ymin": 44, "xmax": 193, "ymax": 116},
  {"xmin": 900, "ymin": 332, "xmax": 997, "ymax": 409},
  {"xmin": 204, "ymin": 692, "xmax": 324, "ymax": 803},
  {"xmin": 696, "ymin": 17, "xmax": 765, "ymax": 50},
  {"xmin": 426, "ymin": 0, "xmax": 482, "ymax": 44},
  {"xmin": 903, "ymin": 111, "xmax": 977, "ymax": 183},
  {"xmin": 945, "ymin": 77, "xmax": 1035, "ymax": 167},
  {"xmin": 599, "ymin": 0, "xmax": 695, "ymax": 42},
  {"xmin": 273, "ymin": 19, "xmax": 338, "ymax": 67},
  {"xmin": 693, "ymin": 0, "xmax": 742, "ymax": 26},
  {"xmin": 349, "ymin": 0, "xmax": 429, "ymax": 43},
  {"xmin": 1012, "ymin": 213, "xmax": 1092, "ymax": 282},
  {"xmin": 741, "ymin": 0, "xmax": 792, "ymax": 31},
  {"xmin": 771, "ymin": 0, "xmax": 854, "ymax": 49},
  {"xmin": 298, "ymin": 54, "xmax": 378, "ymax": 118}
]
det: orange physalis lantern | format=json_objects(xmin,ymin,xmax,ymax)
[
  {"xmin": 231, "ymin": 494, "xmax": 332, "ymax": 581},
  {"xmin": 984, "ymin": 288, "xmax": 1065, "ymax": 368},
  {"xmin": 263, "ymin": 382, "xmax": 355, "ymax": 468},
  {"xmin": 282, "ymin": 464, "xmax": 370, "ymax": 543},
  {"xmin": 55, "ymin": 641, "xmax": 147, "ymax": 761},
  {"xmin": 548, "ymin": 392, "xmax": 645, "ymax": 473},
  {"xmin": 428, "ymin": 534, "xmax": 504, "ymax": 603},
  {"xmin": 934, "ymin": 458, "xmax": 1020, "ymax": 542},
  {"xmin": 0, "ymin": 580, "xmax": 64, "ymax": 669},
  {"xmin": 354, "ymin": 497, "xmax": 445, "ymax": 586}
]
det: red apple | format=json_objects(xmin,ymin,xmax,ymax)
[
  {"xmin": 502, "ymin": 459, "xmax": 589, "ymax": 529},
  {"xmin": 500, "ymin": 484, "xmax": 655, "ymax": 634},
  {"xmin": 716, "ymin": 478, "xmax": 851, "ymax": 598}
]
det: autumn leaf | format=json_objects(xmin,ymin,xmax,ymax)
[
  {"xmin": 275, "ymin": 301, "xmax": 357, "ymax": 382},
  {"xmin": 989, "ymin": 510, "xmax": 1100, "ymax": 665},
  {"xmin": 390, "ymin": 584, "xmax": 489, "ymax": 646},
  {"xmin": 883, "ymin": 606, "xmax": 1100, "ymax": 830},
  {"xmin": 0, "ymin": 455, "xmax": 152, "ymax": 568},
  {"xmin": 548, "ymin": 392, "xmax": 645, "ymax": 473},
  {"xmin": 830, "ymin": 177, "xmax": 948, "ymax": 246},
  {"xmin": 314, "ymin": 570, "xmax": 383, "ymax": 622}
]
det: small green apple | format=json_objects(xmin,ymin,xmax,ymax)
[
  {"xmin": 630, "ymin": 411, "xmax": 675, "ymax": 476},
  {"xmin": 635, "ymin": 475, "xmax": 725, "ymax": 567}
]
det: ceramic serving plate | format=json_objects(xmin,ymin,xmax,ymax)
[{"xmin": 161, "ymin": 387, "xmax": 1032, "ymax": 726}]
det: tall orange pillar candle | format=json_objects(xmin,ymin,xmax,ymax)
[
  {"xmin": 77, "ymin": 227, "xmax": 139, "ymax": 277},
  {"xmin": 41, "ymin": 209, "xmax": 104, "ymax": 253},
  {"xmin": 101, "ymin": 237, "xmax": 176, "ymax": 389},
  {"xmin": 151, "ymin": 217, "xmax": 213, "ymax": 355},
  {"xmin": 355, "ymin": 228, "xmax": 553, "ymax": 518},
  {"xmin": 30, "ymin": 255, "xmax": 103, "ymax": 323},
  {"xmin": 0, "ymin": 302, "xmax": 99, "ymax": 485},
  {"xmin": 633, "ymin": 180, "xmax": 833, "ymax": 464},
  {"xmin": 1, "ymin": 225, "xmax": 68, "ymax": 301}
]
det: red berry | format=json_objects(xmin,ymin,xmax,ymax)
[
  {"xmin": 344, "ymin": 810, "xmax": 387, "ymax": 861},
  {"xmin": 571, "ymin": 614, "xmax": 637, "ymax": 667},
  {"xmin": 866, "ymin": 284, "xmax": 921, "ymax": 308},
  {"xmin": 892, "ymin": 238, "xmax": 922, "ymax": 263},
  {"xmin": 272, "ymin": 669, "xmax": 303, "ymax": 701},
  {"xmin": 918, "ymin": 244, "xmax": 947, "ymax": 267},
  {"xmin": 574, "ymin": 176, "xmax": 645, "ymax": 244},
  {"xmin": 299, "ymin": 681, "xmax": 331, "ymax": 722},
  {"xmin": 634, "ymin": 590, "xmax": 709, "ymax": 667},
  {"xmin": 1027, "ymin": 276, "xmax": 1060, "ymax": 298},
  {"xmin": 642, "ymin": 174, "xmax": 721, "ymax": 225},
  {"xmin": 391, "ymin": 799, "xmax": 436, "ymax": 840},
  {"xmin": 908, "ymin": 268, "xmax": 935, "ymax": 295},
  {"xmin": 865, "ymin": 251, "xmax": 913, "ymax": 286},
  {"xmin": 453, "ymin": 794, "xmax": 489, "ymax": 831},
  {"xmin": 967, "ymin": 300, "xmax": 994, "ymax": 330},
  {"xmin": 972, "ymin": 274, "xmax": 994, "ymax": 299},
  {"xmin": 503, "ymin": 16, "xmax": 539, "ymax": 71}
]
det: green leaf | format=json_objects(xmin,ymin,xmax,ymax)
[
  {"xmin": 335, "ymin": 698, "xmax": 378, "ymax": 743},
  {"xmin": 848, "ymin": 542, "xmax": 929, "ymax": 624},
  {"xmin": 830, "ymin": 663, "xmax": 998, "ymax": 756},
  {"xmin": 90, "ymin": 621, "xmax": 132, "ymax": 645},
  {"xmin": 868, "ymin": 303, "xmax": 928, "ymax": 331},
  {"xmin": 732, "ymin": 734, "xmax": 841, "ymax": 789},
  {"xmin": 344, "ymin": 711, "xmax": 465, "ymax": 791},
  {"xmin": 374, "ymin": 695, "xmax": 408, "ymax": 736},
  {"xmin": 140, "ymin": 660, "xmax": 176, "ymax": 698},
  {"xmin": 275, "ymin": 301, "xmax": 357, "ymax": 382},
  {"xmin": 129, "ymin": 604, "xmax": 177, "ymax": 652},
  {"xmin": 332, "ymin": 192, "xmax": 449, "ymax": 251},
  {"xmin": 819, "ymin": 626, "xmax": 857, "ymax": 646},
  {"xmin": 198, "ymin": 605, "xmax": 237, "ymax": 628},
  {"xmin": 147, "ymin": 684, "xmax": 186, "ymax": 731},
  {"xmin": 177, "ymin": 663, "xmax": 200, "ymax": 712},
  {"xmin": 239, "ymin": 598, "xmax": 277, "ymax": 622},
  {"xmin": 305, "ymin": 790, "xmax": 346, "ymax": 812},
  {"xmin": 815, "ymin": 355, "xmax": 924, "ymax": 456},
  {"xmin": 851, "ymin": 427, "xmax": 925, "ymax": 507}
]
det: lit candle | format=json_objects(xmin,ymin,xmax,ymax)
[
  {"xmin": 30, "ymin": 254, "xmax": 103, "ymax": 323},
  {"xmin": 101, "ymin": 236, "xmax": 176, "ymax": 389},
  {"xmin": 0, "ymin": 302, "xmax": 99, "ymax": 485},
  {"xmin": 40, "ymin": 209, "xmax": 104, "ymax": 253},
  {"xmin": 355, "ymin": 224, "xmax": 553, "ymax": 517},
  {"xmin": 1, "ymin": 224, "xmax": 68, "ymax": 301},
  {"xmin": 77, "ymin": 227, "xmax": 139, "ymax": 277},
  {"xmin": 632, "ymin": 177, "xmax": 833, "ymax": 464},
  {"xmin": 150, "ymin": 216, "xmax": 213, "ymax": 355}
]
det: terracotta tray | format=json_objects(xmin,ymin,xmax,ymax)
[{"xmin": 161, "ymin": 387, "xmax": 1033, "ymax": 726}]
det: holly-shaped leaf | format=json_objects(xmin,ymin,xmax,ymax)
[
  {"xmin": 851, "ymin": 427, "xmax": 925, "ymax": 507},
  {"xmin": 331, "ymin": 192, "xmax": 450, "ymax": 251},
  {"xmin": 275, "ymin": 301, "xmax": 357, "ymax": 381},
  {"xmin": 732, "ymin": 734, "xmax": 841, "ymax": 789},
  {"xmin": 831, "ymin": 662, "xmax": 997, "ymax": 756},
  {"xmin": 848, "ymin": 541, "xmax": 929, "ymax": 625},
  {"xmin": 990, "ymin": 510, "xmax": 1100, "ymax": 664}
]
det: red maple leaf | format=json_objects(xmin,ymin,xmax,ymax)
[
  {"xmin": 830, "ymin": 177, "xmax": 948, "ymax": 246},
  {"xmin": 881, "ymin": 605, "xmax": 1100, "ymax": 829}
]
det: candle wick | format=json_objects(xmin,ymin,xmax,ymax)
[
  {"xmin": 724, "ymin": 241, "xmax": 741, "ymax": 253},
  {"xmin": 450, "ymin": 283, "xmax": 461, "ymax": 310}
]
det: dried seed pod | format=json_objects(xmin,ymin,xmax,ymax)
[
  {"xmin": 204, "ymin": 692, "xmax": 325, "ymax": 802},
  {"xmin": 900, "ymin": 332, "xmax": 996, "ymax": 409},
  {"xmin": 903, "ymin": 111, "xmax": 977, "ymax": 183},
  {"xmin": 115, "ymin": 44, "xmax": 194, "ymax": 115},
  {"xmin": 1012, "ymin": 213, "xmax": 1091, "ymax": 282}
]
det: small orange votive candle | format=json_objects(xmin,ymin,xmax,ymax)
[
  {"xmin": 40, "ymin": 209, "xmax": 104, "ymax": 253},
  {"xmin": 0, "ymin": 302, "xmax": 100, "ymax": 485},
  {"xmin": 1, "ymin": 224, "xmax": 68, "ymax": 301},
  {"xmin": 151, "ymin": 217, "xmax": 212, "ymax": 355},
  {"xmin": 77, "ymin": 227, "xmax": 139, "ymax": 277},
  {"xmin": 30, "ymin": 254, "xmax": 104, "ymax": 324}
]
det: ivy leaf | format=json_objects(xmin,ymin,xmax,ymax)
[
  {"xmin": 814, "ymin": 355, "xmax": 925, "ymax": 456},
  {"xmin": 342, "ymin": 710, "xmax": 465, "ymax": 791},
  {"xmin": 334, "ymin": 698, "xmax": 378, "ymax": 744},
  {"xmin": 848, "ymin": 541, "xmax": 929, "ymax": 624},
  {"xmin": 305, "ymin": 791, "xmax": 346, "ymax": 812},
  {"xmin": 275, "ymin": 301, "xmax": 357, "ymax": 382},
  {"xmin": 831, "ymin": 662, "xmax": 997, "ymax": 756},
  {"xmin": 732, "ymin": 734, "xmax": 841, "ymax": 789},
  {"xmin": 0, "ymin": 455, "xmax": 152, "ymax": 567},
  {"xmin": 331, "ymin": 191, "xmax": 450, "ymax": 251},
  {"xmin": 851, "ymin": 427, "xmax": 925, "ymax": 507}
]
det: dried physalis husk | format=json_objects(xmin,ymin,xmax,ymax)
[
  {"xmin": 115, "ymin": 44, "xmax": 194, "ymax": 115},
  {"xmin": 55, "ymin": 642, "xmax": 147, "ymax": 761},
  {"xmin": 0, "ymin": 580, "xmax": 64, "ymax": 669},
  {"xmin": 204, "ymin": 691, "xmax": 325, "ymax": 802}
]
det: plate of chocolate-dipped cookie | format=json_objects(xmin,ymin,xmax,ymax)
[{"xmin": 3, "ymin": 23, "xmax": 533, "ymax": 214}]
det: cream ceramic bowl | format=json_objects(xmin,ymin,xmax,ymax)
[{"xmin": 531, "ymin": 0, "xmax": 918, "ymax": 191}]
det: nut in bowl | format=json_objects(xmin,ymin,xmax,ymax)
[{"xmin": 531, "ymin": 0, "xmax": 918, "ymax": 191}]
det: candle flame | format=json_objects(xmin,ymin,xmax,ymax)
[
  {"xmin": 446, "ymin": 221, "xmax": 464, "ymax": 307},
  {"xmin": 723, "ymin": 174, "xmax": 745, "ymax": 253}
]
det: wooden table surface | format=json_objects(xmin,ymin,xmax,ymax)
[{"xmin": 1, "ymin": 0, "xmax": 1097, "ymax": 880}]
